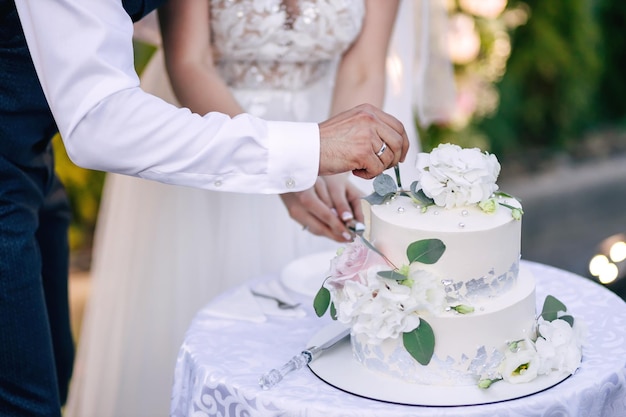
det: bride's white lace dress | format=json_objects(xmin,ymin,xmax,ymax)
[{"xmin": 66, "ymin": 1, "xmax": 431, "ymax": 416}]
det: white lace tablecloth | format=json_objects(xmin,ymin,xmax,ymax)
[{"xmin": 170, "ymin": 261, "xmax": 626, "ymax": 417}]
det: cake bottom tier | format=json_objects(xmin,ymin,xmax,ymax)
[{"xmin": 352, "ymin": 265, "xmax": 537, "ymax": 386}]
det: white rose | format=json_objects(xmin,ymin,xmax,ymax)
[{"xmin": 416, "ymin": 143, "xmax": 501, "ymax": 208}]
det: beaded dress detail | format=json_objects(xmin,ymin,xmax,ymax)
[{"xmin": 210, "ymin": 0, "xmax": 365, "ymax": 90}]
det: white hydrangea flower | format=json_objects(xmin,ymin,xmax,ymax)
[
  {"xmin": 534, "ymin": 317, "xmax": 584, "ymax": 375},
  {"xmin": 406, "ymin": 266, "xmax": 448, "ymax": 315},
  {"xmin": 330, "ymin": 267, "xmax": 437, "ymax": 344},
  {"xmin": 416, "ymin": 143, "xmax": 501, "ymax": 208}
]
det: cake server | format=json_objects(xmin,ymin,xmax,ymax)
[{"xmin": 258, "ymin": 326, "xmax": 350, "ymax": 390}]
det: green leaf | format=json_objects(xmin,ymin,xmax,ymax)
[
  {"xmin": 373, "ymin": 173, "xmax": 397, "ymax": 196},
  {"xmin": 313, "ymin": 286, "xmax": 331, "ymax": 317},
  {"xmin": 402, "ymin": 319, "xmax": 435, "ymax": 365},
  {"xmin": 494, "ymin": 191, "xmax": 517, "ymax": 200},
  {"xmin": 330, "ymin": 302, "xmax": 337, "ymax": 320},
  {"xmin": 559, "ymin": 314, "xmax": 575, "ymax": 327},
  {"xmin": 540, "ymin": 295, "xmax": 567, "ymax": 322},
  {"xmin": 377, "ymin": 270, "xmax": 407, "ymax": 281},
  {"xmin": 498, "ymin": 202, "xmax": 519, "ymax": 211},
  {"xmin": 406, "ymin": 239, "xmax": 446, "ymax": 264}
]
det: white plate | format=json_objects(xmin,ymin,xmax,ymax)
[
  {"xmin": 280, "ymin": 250, "xmax": 337, "ymax": 297},
  {"xmin": 307, "ymin": 322, "xmax": 572, "ymax": 407}
]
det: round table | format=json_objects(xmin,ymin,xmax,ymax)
[{"xmin": 170, "ymin": 261, "xmax": 626, "ymax": 417}]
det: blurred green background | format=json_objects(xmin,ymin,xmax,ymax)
[{"xmin": 56, "ymin": 0, "xmax": 626, "ymax": 265}]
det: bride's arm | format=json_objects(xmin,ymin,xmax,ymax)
[
  {"xmin": 158, "ymin": 0, "xmax": 243, "ymax": 117},
  {"xmin": 320, "ymin": 0, "xmax": 401, "ymax": 226},
  {"xmin": 330, "ymin": 0, "xmax": 400, "ymax": 115}
]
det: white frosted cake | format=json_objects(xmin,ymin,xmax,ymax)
[{"xmin": 314, "ymin": 143, "xmax": 583, "ymax": 389}]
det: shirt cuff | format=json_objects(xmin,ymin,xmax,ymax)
[{"xmin": 267, "ymin": 121, "xmax": 320, "ymax": 192}]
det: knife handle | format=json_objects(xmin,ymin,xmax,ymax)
[{"xmin": 259, "ymin": 350, "xmax": 313, "ymax": 390}]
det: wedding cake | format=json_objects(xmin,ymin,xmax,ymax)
[{"xmin": 314, "ymin": 143, "xmax": 583, "ymax": 388}]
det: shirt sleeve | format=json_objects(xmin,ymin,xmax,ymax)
[{"xmin": 15, "ymin": 0, "xmax": 320, "ymax": 194}]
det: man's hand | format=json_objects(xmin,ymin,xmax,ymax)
[
  {"xmin": 318, "ymin": 103, "xmax": 409, "ymax": 179},
  {"xmin": 280, "ymin": 175, "xmax": 364, "ymax": 243}
]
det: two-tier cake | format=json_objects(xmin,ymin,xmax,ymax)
[{"xmin": 314, "ymin": 143, "xmax": 583, "ymax": 388}]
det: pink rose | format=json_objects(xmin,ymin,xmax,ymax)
[{"xmin": 326, "ymin": 240, "xmax": 387, "ymax": 289}]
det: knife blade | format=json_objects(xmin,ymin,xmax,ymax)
[
  {"xmin": 346, "ymin": 220, "xmax": 398, "ymax": 269},
  {"xmin": 258, "ymin": 326, "xmax": 350, "ymax": 390}
]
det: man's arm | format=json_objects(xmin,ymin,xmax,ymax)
[{"xmin": 15, "ymin": 0, "xmax": 319, "ymax": 194}]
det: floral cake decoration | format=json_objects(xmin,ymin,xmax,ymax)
[{"xmin": 366, "ymin": 143, "xmax": 523, "ymax": 219}]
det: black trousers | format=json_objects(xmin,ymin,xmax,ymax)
[
  {"xmin": 0, "ymin": 146, "xmax": 74, "ymax": 417},
  {"xmin": 2, "ymin": 4, "xmax": 74, "ymax": 412}
]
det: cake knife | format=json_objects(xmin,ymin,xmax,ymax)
[
  {"xmin": 346, "ymin": 220, "xmax": 365, "ymax": 237},
  {"xmin": 347, "ymin": 220, "xmax": 397, "ymax": 268},
  {"xmin": 258, "ymin": 326, "xmax": 350, "ymax": 390}
]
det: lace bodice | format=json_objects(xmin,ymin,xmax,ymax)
[{"xmin": 210, "ymin": 0, "xmax": 365, "ymax": 89}]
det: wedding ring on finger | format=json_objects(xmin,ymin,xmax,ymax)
[{"xmin": 376, "ymin": 141, "xmax": 387, "ymax": 158}]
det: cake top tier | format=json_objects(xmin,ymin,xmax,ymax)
[{"xmin": 370, "ymin": 198, "xmax": 521, "ymax": 233}]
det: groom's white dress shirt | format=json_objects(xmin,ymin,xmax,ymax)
[{"xmin": 15, "ymin": 0, "xmax": 319, "ymax": 194}]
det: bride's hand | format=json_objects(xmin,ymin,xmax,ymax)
[
  {"xmin": 280, "ymin": 175, "xmax": 363, "ymax": 243},
  {"xmin": 322, "ymin": 173, "xmax": 364, "ymax": 224}
]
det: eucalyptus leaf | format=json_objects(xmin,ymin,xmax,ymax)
[
  {"xmin": 407, "ymin": 239, "xmax": 446, "ymax": 264},
  {"xmin": 409, "ymin": 187, "xmax": 435, "ymax": 207},
  {"xmin": 373, "ymin": 173, "xmax": 397, "ymax": 196},
  {"xmin": 364, "ymin": 192, "xmax": 388, "ymax": 206},
  {"xmin": 377, "ymin": 270, "xmax": 407, "ymax": 281},
  {"xmin": 313, "ymin": 286, "xmax": 331, "ymax": 317},
  {"xmin": 402, "ymin": 320, "xmax": 435, "ymax": 365},
  {"xmin": 540, "ymin": 295, "xmax": 567, "ymax": 322}
]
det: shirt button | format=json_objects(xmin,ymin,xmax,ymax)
[
  {"xmin": 214, "ymin": 180, "xmax": 223, "ymax": 187},
  {"xmin": 285, "ymin": 178, "xmax": 296, "ymax": 189}
]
